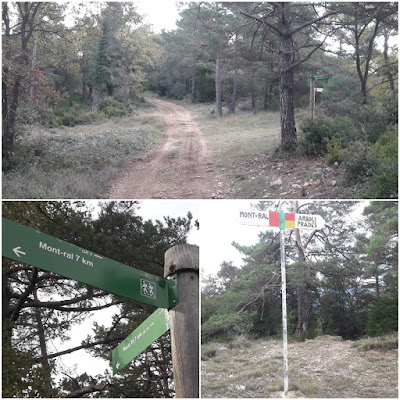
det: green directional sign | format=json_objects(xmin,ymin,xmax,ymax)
[
  {"xmin": 311, "ymin": 76, "xmax": 330, "ymax": 81},
  {"xmin": 2, "ymin": 218, "xmax": 178, "ymax": 309},
  {"xmin": 112, "ymin": 308, "xmax": 170, "ymax": 375}
]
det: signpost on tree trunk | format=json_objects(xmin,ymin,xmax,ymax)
[
  {"xmin": 238, "ymin": 209, "xmax": 325, "ymax": 397},
  {"xmin": 3, "ymin": 218, "xmax": 199, "ymax": 398}
]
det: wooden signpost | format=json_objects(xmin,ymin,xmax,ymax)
[
  {"xmin": 310, "ymin": 76, "xmax": 330, "ymax": 121},
  {"xmin": 3, "ymin": 218, "xmax": 199, "ymax": 398},
  {"xmin": 238, "ymin": 209, "xmax": 325, "ymax": 396}
]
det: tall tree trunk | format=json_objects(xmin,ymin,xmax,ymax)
[
  {"xmin": 3, "ymin": 77, "xmax": 21, "ymax": 158},
  {"xmin": 191, "ymin": 62, "xmax": 197, "ymax": 103},
  {"xmin": 2, "ymin": 2, "xmax": 41, "ymax": 160},
  {"xmin": 33, "ymin": 289, "xmax": 53, "ymax": 393},
  {"xmin": 91, "ymin": 88, "xmax": 99, "ymax": 112},
  {"xmin": 123, "ymin": 64, "xmax": 129, "ymax": 110},
  {"xmin": 383, "ymin": 29, "xmax": 395, "ymax": 91},
  {"xmin": 230, "ymin": 65, "xmax": 238, "ymax": 113},
  {"xmin": 215, "ymin": 54, "xmax": 223, "ymax": 117},
  {"xmin": 29, "ymin": 34, "xmax": 37, "ymax": 99},
  {"xmin": 82, "ymin": 81, "xmax": 86, "ymax": 101},
  {"xmin": 278, "ymin": 4, "xmax": 297, "ymax": 150},
  {"xmin": 250, "ymin": 67, "xmax": 256, "ymax": 113}
]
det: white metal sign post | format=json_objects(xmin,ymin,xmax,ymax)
[
  {"xmin": 279, "ymin": 221, "xmax": 289, "ymax": 396},
  {"xmin": 238, "ymin": 209, "xmax": 325, "ymax": 397}
]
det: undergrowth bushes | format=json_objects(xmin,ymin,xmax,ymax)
[
  {"xmin": 299, "ymin": 99, "xmax": 398, "ymax": 198},
  {"xmin": 2, "ymin": 112, "xmax": 164, "ymax": 198},
  {"xmin": 52, "ymin": 96, "xmax": 131, "ymax": 127}
]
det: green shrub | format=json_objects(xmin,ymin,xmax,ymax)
[
  {"xmin": 340, "ymin": 140, "xmax": 377, "ymax": 183},
  {"xmin": 201, "ymin": 312, "xmax": 252, "ymax": 343},
  {"xmin": 98, "ymin": 97, "xmax": 122, "ymax": 111},
  {"xmin": 325, "ymin": 138, "xmax": 343, "ymax": 165},
  {"xmin": 361, "ymin": 126, "xmax": 398, "ymax": 198},
  {"xmin": 300, "ymin": 117, "xmax": 361, "ymax": 156},
  {"xmin": 300, "ymin": 118, "xmax": 333, "ymax": 155},
  {"xmin": 366, "ymin": 296, "xmax": 398, "ymax": 336},
  {"xmin": 55, "ymin": 111, "xmax": 78, "ymax": 127},
  {"xmin": 102, "ymin": 106, "xmax": 126, "ymax": 118}
]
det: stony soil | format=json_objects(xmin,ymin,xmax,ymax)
[{"xmin": 201, "ymin": 336, "xmax": 398, "ymax": 398}]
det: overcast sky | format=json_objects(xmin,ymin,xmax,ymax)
[{"xmin": 135, "ymin": 0, "xmax": 180, "ymax": 32}]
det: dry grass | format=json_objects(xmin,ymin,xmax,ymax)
[
  {"xmin": 201, "ymin": 335, "xmax": 398, "ymax": 398},
  {"xmin": 3, "ymin": 109, "xmax": 165, "ymax": 199},
  {"xmin": 183, "ymin": 101, "xmax": 281, "ymax": 164}
]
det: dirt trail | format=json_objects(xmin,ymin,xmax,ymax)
[{"xmin": 108, "ymin": 98, "xmax": 219, "ymax": 199}]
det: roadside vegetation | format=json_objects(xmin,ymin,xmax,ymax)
[{"xmin": 2, "ymin": 101, "xmax": 164, "ymax": 198}]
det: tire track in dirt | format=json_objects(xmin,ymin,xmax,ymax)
[{"xmin": 107, "ymin": 98, "xmax": 219, "ymax": 199}]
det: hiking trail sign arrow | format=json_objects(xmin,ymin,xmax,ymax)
[
  {"xmin": 238, "ymin": 210, "xmax": 325, "ymax": 230},
  {"xmin": 2, "ymin": 218, "xmax": 178, "ymax": 309},
  {"xmin": 112, "ymin": 308, "xmax": 170, "ymax": 375}
]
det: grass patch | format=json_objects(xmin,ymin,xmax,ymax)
[
  {"xmin": 3, "ymin": 109, "xmax": 165, "ymax": 198},
  {"xmin": 184, "ymin": 101, "xmax": 281, "ymax": 165},
  {"xmin": 353, "ymin": 333, "xmax": 398, "ymax": 351},
  {"xmin": 201, "ymin": 342, "xmax": 220, "ymax": 360}
]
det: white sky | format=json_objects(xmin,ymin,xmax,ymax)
[{"xmin": 135, "ymin": 0, "xmax": 180, "ymax": 32}]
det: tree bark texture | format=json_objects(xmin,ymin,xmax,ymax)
[
  {"xmin": 278, "ymin": 4, "xmax": 297, "ymax": 150},
  {"xmin": 164, "ymin": 244, "xmax": 199, "ymax": 398},
  {"xmin": 191, "ymin": 62, "xmax": 197, "ymax": 103},
  {"xmin": 215, "ymin": 55, "xmax": 223, "ymax": 117},
  {"xmin": 383, "ymin": 29, "xmax": 395, "ymax": 91},
  {"xmin": 230, "ymin": 45, "xmax": 239, "ymax": 114}
]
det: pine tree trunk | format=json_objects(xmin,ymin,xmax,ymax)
[
  {"xmin": 279, "ymin": 34, "xmax": 297, "ymax": 150},
  {"xmin": 250, "ymin": 67, "xmax": 256, "ymax": 113},
  {"xmin": 3, "ymin": 77, "xmax": 21, "ymax": 158},
  {"xmin": 33, "ymin": 289, "xmax": 53, "ymax": 393},
  {"xmin": 191, "ymin": 63, "xmax": 197, "ymax": 103},
  {"xmin": 91, "ymin": 88, "xmax": 98, "ymax": 113},
  {"xmin": 230, "ymin": 66, "xmax": 238, "ymax": 113},
  {"xmin": 215, "ymin": 55, "xmax": 223, "ymax": 117},
  {"xmin": 383, "ymin": 30, "xmax": 395, "ymax": 91},
  {"xmin": 278, "ymin": 3, "xmax": 297, "ymax": 151}
]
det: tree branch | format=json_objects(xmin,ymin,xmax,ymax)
[
  {"xmin": 289, "ymin": 11, "xmax": 338, "ymax": 36},
  {"xmin": 36, "ymin": 335, "xmax": 126, "ymax": 361},
  {"xmin": 66, "ymin": 383, "xmax": 110, "ymax": 398}
]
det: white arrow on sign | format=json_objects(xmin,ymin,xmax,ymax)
[
  {"xmin": 12, "ymin": 247, "xmax": 26, "ymax": 258},
  {"xmin": 116, "ymin": 362, "xmax": 120, "ymax": 369}
]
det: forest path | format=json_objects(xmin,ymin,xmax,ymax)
[{"xmin": 107, "ymin": 98, "xmax": 219, "ymax": 199}]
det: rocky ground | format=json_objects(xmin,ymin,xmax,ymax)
[{"xmin": 201, "ymin": 335, "xmax": 398, "ymax": 398}]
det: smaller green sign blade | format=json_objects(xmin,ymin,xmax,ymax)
[{"xmin": 112, "ymin": 308, "xmax": 170, "ymax": 375}]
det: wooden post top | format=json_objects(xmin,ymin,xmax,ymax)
[{"xmin": 164, "ymin": 244, "xmax": 199, "ymax": 278}]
